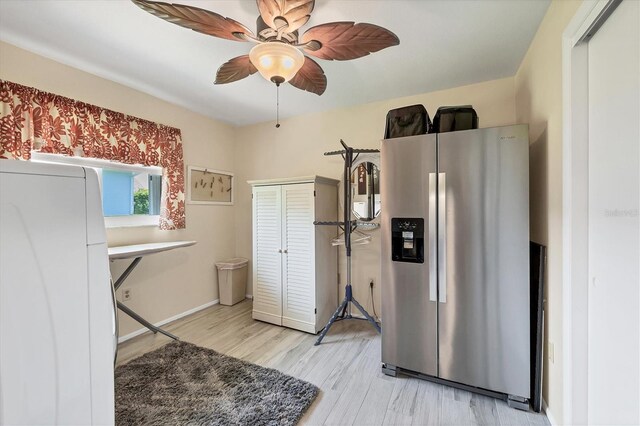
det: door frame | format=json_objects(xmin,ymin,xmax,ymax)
[{"xmin": 561, "ymin": 1, "xmax": 622, "ymax": 424}]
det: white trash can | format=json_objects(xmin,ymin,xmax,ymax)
[{"xmin": 215, "ymin": 258, "xmax": 249, "ymax": 306}]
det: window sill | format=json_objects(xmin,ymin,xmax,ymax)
[{"xmin": 105, "ymin": 215, "xmax": 160, "ymax": 229}]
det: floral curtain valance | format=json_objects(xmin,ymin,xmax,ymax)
[{"xmin": 0, "ymin": 79, "xmax": 185, "ymax": 229}]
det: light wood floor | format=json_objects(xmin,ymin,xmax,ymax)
[{"xmin": 117, "ymin": 300, "xmax": 550, "ymax": 426}]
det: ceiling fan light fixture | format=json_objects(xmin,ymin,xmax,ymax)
[
  {"xmin": 133, "ymin": 0, "xmax": 400, "ymax": 96},
  {"xmin": 249, "ymin": 42, "xmax": 305, "ymax": 85}
]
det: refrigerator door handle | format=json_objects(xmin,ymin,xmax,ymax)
[
  {"xmin": 438, "ymin": 172, "xmax": 447, "ymax": 303},
  {"xmin": 428, "ymin": 173, "xmax": 437, "ymax": 302}
]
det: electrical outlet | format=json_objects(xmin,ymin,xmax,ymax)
[
  {"xmin": 548, "ymin": 342, "xmax": 555, "ymax": 363},
  {"xmin": 122, "ymin": 288, "xmax": 132, "ymax": 301}
]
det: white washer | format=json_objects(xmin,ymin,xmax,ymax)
[{"xmin": 0, "ymin": 160, "xmax": 115, "ymax": 425}]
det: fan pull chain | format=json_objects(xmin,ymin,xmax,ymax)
[{"xmin": 275, "ymin": 83, "xmax": 280, "ymax": 128}]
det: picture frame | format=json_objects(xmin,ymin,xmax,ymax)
[{"xmin": 187, "ymin": 166, "xmax": 234, "ymax": 205}]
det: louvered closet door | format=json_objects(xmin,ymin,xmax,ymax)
[
  {"xmin": 252, "ymin": 185, "xmax": 283, "ymax": 325},
  {"xmin": 281, "ymin": 183, "xmax": 316, "ymax": 332}
]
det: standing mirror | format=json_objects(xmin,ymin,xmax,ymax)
[{"xmin": 351, "ymin": 159, "xmax": 381, "ymax": 221}]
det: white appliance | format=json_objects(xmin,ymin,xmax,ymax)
[
  {"xmin": 0, "ymin": 160, "xmax": 116, "ymax": 425},
  {"xmin": 249, "ymin": 176, "xmax": 339, "ymax": 333}
]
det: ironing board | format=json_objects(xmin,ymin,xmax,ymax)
[{"xmin": 108, "ymin": 241, "xmax": 196, "ymax": 340}]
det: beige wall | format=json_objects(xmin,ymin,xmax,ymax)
[
  {"xmin": 515, "ymin": 0, "xmax": 582, "ymax": 421},
  {"xmin": 0, "ymin": 41, "xmax": 237, "ymax": 337},
  {"xmin": 234, "ymin": 77, "xmax": 517, "ymax": 316}
]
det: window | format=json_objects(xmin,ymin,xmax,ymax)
[
  {"xmin": 102, "ymin": 170, "xmax": 162, "ymax": 216},
  {"xmin": 31, "ymin": 152, "xmax": 163, "ymax": 228}
]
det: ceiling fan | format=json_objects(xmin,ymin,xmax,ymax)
[{"xmin": 132, "ymin": 0, "xmax": 400, "ymax": 96}]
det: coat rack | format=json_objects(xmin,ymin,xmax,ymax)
[{"xmin": 313, "ymin": 139, "xmax": 381, "ymax": 345}]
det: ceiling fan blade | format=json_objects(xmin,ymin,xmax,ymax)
[
  {"xmin": 132, "ymin": 0, "xmax": 254, "ymax": 42},
  {"xmin": 281, "ymin": 0, "xmax": 314, "ymax": 33},
  {"xmin": 301, "ymin": 22, "xmax": 399, "ymax": 61},
  {"xmin": 256, "ymin": 0, "xmax": 281, "ymax": 29},
  {"xmin": 289, "ymin": 57, "xmax": 327, "ymax": 95},
  {"xmin": 256, "ymin": 0, "xmax": 314, "ymax": 33},
  {"xmin": 214, "ymin": 55, "xmax": 258, "ymax": 84}
]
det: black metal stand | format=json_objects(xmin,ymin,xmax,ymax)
[{"xmin": 314, "ymin": 140, "xmax": 381, "ymax": 346}]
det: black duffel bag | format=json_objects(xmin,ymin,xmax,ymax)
[
  {"xmin": 431, "ymin": 105, "xmax": 479, "ymax": 133},
  {"xmin": 384, "ymin": 104, "xmax": 431, "ymax": 139}
]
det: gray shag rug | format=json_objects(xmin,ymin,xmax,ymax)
[{"xmin": 115, "ymin": 341, "xmax": 319, "ymax": 426}]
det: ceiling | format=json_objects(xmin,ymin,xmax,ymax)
[{"xmin": 0, "ymin": 0, "xmax": 550, "ymax": 127}]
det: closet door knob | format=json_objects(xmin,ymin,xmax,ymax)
[
  {"xmin": 284, "ymin": 249, "xmax": 288, "ymax": 254},
  {"xmin": 278, "ymin": 249, "xmax": 283, "ymax": 253}
]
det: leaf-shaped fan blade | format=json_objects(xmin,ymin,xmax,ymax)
[
  {"xmin": 132, "ymin": 0, "xmax": 253, "ymax": 41},
  {"xmin": 215, "ymin": 55, "xmax": 258, "ymax": 84},
  {"xmin": 301, "ymin": 22, "xmax": 399, "ymax": 61},
  {"xmin": 257, "ymin": 0, "xmax": 315, "ymax": 33},
  {"xmin": 256, "ymin": 0, "xmax": 281, "ymax": 29},
  {"xmin": 289, "ymin": 57, "xmax": 327, "ymax": 95}
]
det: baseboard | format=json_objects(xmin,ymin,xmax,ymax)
[
  {"xmin": 118, "ymin": 299, "xmax": 219, "ymax": 343},
  {"xmin": 542, "ymin": 399, "xmax": 556, "ymax": 426},
  {"xmin": 346, "ymin": 312, "xmax": 382, "ymax": 322}
]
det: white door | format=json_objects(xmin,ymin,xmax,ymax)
[
  {"xmin": 281, "ymin": 183, "xmax": 316, "ymax": 332},
  {"xmin": 252, "ymin": 185, "xmax": 283, "ymax": 325},
  {"xmin": 587, "ymin": 1, "xmax": 640, "ymax": 424}
]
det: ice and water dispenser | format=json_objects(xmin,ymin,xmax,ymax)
[{"xmin": 391, "ymin": 218, "xmax": 424, "ymax": 263}]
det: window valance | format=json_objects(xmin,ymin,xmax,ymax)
[{"xmin": 0, "ymin": 79, "xmax": 185, "ymax": 229}]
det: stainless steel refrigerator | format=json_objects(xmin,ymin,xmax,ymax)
[{"xmin": 380, "ymin": 124, "xmax": 530, "ymax": 409}]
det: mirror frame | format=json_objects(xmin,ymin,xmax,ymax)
[{"xmin": 350, "ymin": 153, "xmax": 381, "ymax": 224}]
